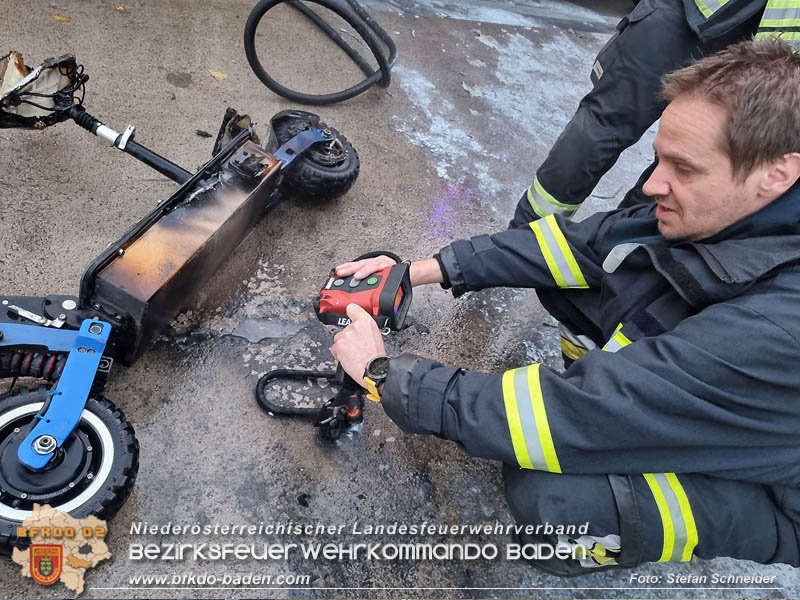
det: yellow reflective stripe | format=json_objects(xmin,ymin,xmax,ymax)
[
  {"xmin": 561, "ymin": 337, "xmax": 589, "ymax": 360},
  {"xmin": 545, "ymin": 215, "xmax": 589, "ymax": 289},
  {"xmin": 759, "ymin": 1, "xmax": 800, "ymax": 26},
  {"xmin": 530, "ymin": 216, "xmax": 589, "ymax": 289},
  {"xmin": 763, "ymin": 0, "xmax": 800, "ymax": 7},
  {"xmin": 602, "ymin": 323, "xmax": 632, "ymax": 352},
  {"xmin": 531, "ymin": 220, "xmax": 568, "ymax": 288},
  {"xmin": 694, "ymin": 0, "xmax": 714, "ymax": 18},
  {"xmin": 501, "ymin": 365, "xmax": 562, "ymax": 473},
  {"xmin": 613, "ymin": 325, "xmax": 632, "ymax": 347},
  {"xmin": 665, "ymin": 473, "xmax": 699, "ymax": 561},
  {"xmin": 644, "ymin": 473, "xmax": 698, "ymax": 562},
  {"xmin": 527, "ymin": 185, "xmax": 551, "ymax": 219},
  {"xmin": 759, "ymin": 18, "xmax": 800, "ymax": 25},
  {"xmin": 756, "ymin": 30, "xmax": 800, "ymax": 40},
  {"xmin": 533, "ymin": 177, "xmax": 578, "ymax": 211},
  {"xmin": 502, "ymin": 370, "xmax": 534, "ymax": 469},
  {"xmin": 644, "ymin": 474, "xmax": 676, "ymax": 562},
  {"xmin": 526, "ymin": 183, "xmax": 579, "ymax": 219},
  {"xmin": 694, "ymin": 0, "xmax": 730, "ymax": 18},
  {"xmin": 527, "ymin": 364, "xmax": 562, "ymax": 473}
]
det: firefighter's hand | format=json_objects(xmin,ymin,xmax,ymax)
[
  {"xmin": 331, "ymin": 303, "xmax": 386, "ymax": 386},
  {"xmin": 336, "ymin": 256, "xmax": 444, "ymax": 287},
  {"xmin": 335, "ymin": 255, "xmax": 397, "ymax": 280}
]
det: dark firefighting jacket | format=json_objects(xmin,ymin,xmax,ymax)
[
  {"xmin": 381, "ymin": 183, "xmax": 800, "ymax": 487},
  {"xmin": 682, "ymin": 0, "xmax": 765, "ymax": 41},
  {"xmin": 681, "ymin": 0, "xmax": 799, "ymax": 48}
]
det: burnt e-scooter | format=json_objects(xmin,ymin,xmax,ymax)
[{"xmin": 0, "ymin": 52, "xmax": 359, "ymax": 555}]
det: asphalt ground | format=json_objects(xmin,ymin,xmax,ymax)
[{"xmin": 0, "ymin": 1, "xmax": 797, "ymax": 598}]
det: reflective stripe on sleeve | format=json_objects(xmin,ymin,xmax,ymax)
[
  {"xmin": 530, "ymin": 214, "xmax": 590, "ymax": 289},
  {"xmin": 501, "ymin": 364, "xmax": 562, "ymax": 473},
  {"xmin": 602, "ymin": 323, "xmax": 632, "ymax": 353},
  {"xmin": 526, "ymin": 176, "xmax": 580, "ymax": 219},
  {"xmin": 561, "ymin": 337, "xmax": 589, "ymax": 360},
  {"xmin": 643, "ymin": 473, "xmax": 699, "ymax": 562},
  {"xmin": 693, "ymin": 0, "xmax": 729, "ymax": 19}
]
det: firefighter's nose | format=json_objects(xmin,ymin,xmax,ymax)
[{"xmin": 642, "ymin": 163, "xmax": 670, "ymax": 198}]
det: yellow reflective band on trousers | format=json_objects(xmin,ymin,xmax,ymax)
[
  {"xmin": 693, "ymin": 0, "xmax": 730, "ymax": 19},
  {"xmin": 602, "ymin": 323, "xmax": 632, "ymax": 352},
  {"xmin": 527, "ymin": 176, "xmax": 579, "ymax": 219},
  {"xmin": 643, "ymin": 473, "xmax": 699, "ymax": 562},
  {"xmin": 502, "ymin": 364, "xmax": 562, "ymax": 473},
  {"xmin": 561, "ymin": 337, "xmax": 589, "ymax": 360},
  {"xmin": 755, "ymin": 29, "xmax": 800, "ymax": 47},
  {"xmin": 530, "ymin": 215, "xmax": 590, "ymax": 289},
  {"xmin": 758, "ymin": 0, "xmax": 800, "ymax": 26},
  {"xmin": 756, "ymin": 0, "xmax": 800, "ymax": 50}
]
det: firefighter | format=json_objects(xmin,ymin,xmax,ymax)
[
  {"xmin": 510, "ymin": 0, "xmax": 800, "ymax": 228},
  {"xmin": 332, "ymin": 40, "xmax": 800, "ymax": 573}
]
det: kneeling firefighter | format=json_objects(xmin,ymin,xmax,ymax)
[{"xmin": 332, "ymin": 40, "xmax": 800, "ymax": 574}]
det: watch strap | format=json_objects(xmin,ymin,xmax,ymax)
[{"xmin": 363, "ymin": 375, "xmax": 382, "ymax": 403}]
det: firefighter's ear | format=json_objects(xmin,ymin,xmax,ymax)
[{"xmin": 758, "ymin": 152, "xmax": 800, "ymax": 199}]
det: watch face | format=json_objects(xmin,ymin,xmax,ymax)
[{"xmin": 367, "ymin": 356, "xmax": 391, "ymax": 379}]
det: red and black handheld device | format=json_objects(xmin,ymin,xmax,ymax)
[{"xmin": 314, "ymin": 260, "xmax": 412, "ymax": 331}]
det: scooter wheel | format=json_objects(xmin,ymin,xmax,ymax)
[
  {"xmin": 0, "ymin": 386, "xmax": 138, "ymax": 558},
  {"xmin": 273, "ymin": 111, "xmax": 360, "ymax": 201}
]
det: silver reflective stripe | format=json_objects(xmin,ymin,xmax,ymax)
[
  {"xmin": 527, "ymin": 177, "xmax": 579, "ymax": 219},
  {"xmin": 559, "ymin": 323, "xmax": 597, "ymax": 352},
  {"xmin": 755, "ymin": 30, "xmax": 800, "ymax": 49},
  {"xmin": 603, "ymin": 337, "xmax": 624, "ymax": 353},
  {"xmin": 602, "ymin": 323, "xmax": 632, "ymax": 353},
  {"xmin": 759, "ymin": 3, "xmax": 800, "ymax": 27},
  {"xmin": 537, "ymin": 218, "xmax": 583, "ymax": 288},
  {"xmin": 644, "ymin": 473, "xmax": 699, "ymax": 562},
  {"xmin": 756, "ymin": 0, "xmax": 800, "ymax": 50},
  {"xmin": 602, "ymin": 243, "xmax": 643, "ymax": 274},
  {"xmin": 512, "ymin": 368, "xmax": 550, "ymax": 471},
  {"xmin": 694, "ymin": 0, "xmax": 728, "ymax": 18}
]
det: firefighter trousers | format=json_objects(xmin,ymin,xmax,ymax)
[
  {"xmin": 503, "ymin": 466, "xmax": 800, "ymax": 574},
  {"xmin": 510, "ymin": 0, "xmax": 761, "ymax": 227}
]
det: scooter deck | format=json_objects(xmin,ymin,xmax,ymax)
[{"xmin": 81, "ymin": 137, "xmax": 281, "ymax": 364}]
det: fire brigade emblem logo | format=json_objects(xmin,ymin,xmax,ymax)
[{"xmin": 30, "ymin": 544, "xmax": 63, "ymax": 585}]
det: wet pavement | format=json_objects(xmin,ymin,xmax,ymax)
[{"xmin": 0, "ymin": 1, "xmax": 797, "ymax": 598}]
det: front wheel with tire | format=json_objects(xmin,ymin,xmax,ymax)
[
  {"xmin": 0, "ymin": 386, "xmax": 139, "ymax": 558},
  {"xmin": 272, "ymin": 110, "xmax": 360, "ymax": 201}
]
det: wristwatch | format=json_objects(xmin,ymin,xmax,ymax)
[{"xmin": 363, "ymin": 355, "xmax": 391, "ymax": 403}]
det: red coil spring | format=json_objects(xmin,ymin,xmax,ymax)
[{"xmin": 0, "ymin": 351, "xmax": 68, "ymax": 382}]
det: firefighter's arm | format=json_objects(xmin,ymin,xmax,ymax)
[
  {"xmin": 335, "ymin": 208, "xmax": 624, "ymax": 294},
  {"xmin": 438, "ymin": 212, "xmax": 610, "ymax": 297},
  {"xmin": 381, "ymin": 302, "xmax": 800, "ymax": 478}
]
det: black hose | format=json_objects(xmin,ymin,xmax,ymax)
[
  {"xmin": 255, "ymin": 368, "xmax": 336, "ymax": 415},
  {"xmin": 244, "ymin": 0, "xmax": 397, "ymax": 105}
]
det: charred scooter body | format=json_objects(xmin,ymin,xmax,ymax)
[{"xmin": 0, "ymin": 53, "xmax": 359, "ymax": 555}]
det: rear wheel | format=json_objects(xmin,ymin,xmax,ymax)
[
  {"xmin": 0, "ymin": 386, "xmax": 138, "ymax": 557},
  {"xmin": 272, "ymin": 110, "xmax": 360, "ymax": 201}
]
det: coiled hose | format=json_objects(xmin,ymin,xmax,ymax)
[{"xmin": 244, "ymin": 0, "xmax": 397, "ymax": 105}]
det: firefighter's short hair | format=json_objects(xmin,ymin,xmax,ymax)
[{"xmin": 661, "ymin": 38, "xmax": 800, "ymax": 180}]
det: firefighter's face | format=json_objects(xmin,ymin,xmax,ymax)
[{"xmin": 643, "ymin": 95, "xmax": 765, "ymax": 242}]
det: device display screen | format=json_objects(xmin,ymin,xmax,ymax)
[{"xmin": 394, "ymin": 288, "xmax": 404, "ymax": 313}]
